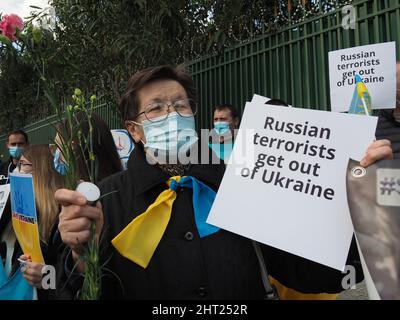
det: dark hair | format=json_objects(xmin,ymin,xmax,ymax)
[
  {"xmin": 265, "ymin": 99, "xmax": 289, "ymax": 107},
  {"xmin": 118, "ymin": 65, "xmax": 197, "ymax": 122},
  {"xmin": 214, "ymin": 104, "xmax": 240, "ymax": 120},
  {"xmin": 59, "ymin": 112, "xmax": 122, "ymax": 182},
  {"xmin": 7, "ymin": 129, "xmax": 29, "ymax": 144}
]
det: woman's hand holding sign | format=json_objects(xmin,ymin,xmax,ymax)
[
  {"xmin": 360, "ymin": 139, "xmax": 393, "ymax": 167},
  {"xmin": 19, "ymin": 254, "xmax": 44, "ymax": 289}
]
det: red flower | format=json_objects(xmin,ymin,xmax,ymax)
[{"xmin": 0, "ymin": 14, "xmax": 24, "ymax": 41}]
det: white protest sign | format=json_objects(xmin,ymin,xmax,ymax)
[
  {"xmin": 329, "ymin": 42, "xmax": 396, "ymax": 112},
  {"xmin": 207, "ymin": 102, "xmax": 378, "ymax": 270},
  {"xmin": 0, "ymin": 184, "xmax": 10, "ymax": 220},
  {"xmin": 251, "ymin": 94, "xmax": 271, "ymax": 104},
  {"xmin": 251, "ymin": 94, "xmax": 293, "ymax": 107}
]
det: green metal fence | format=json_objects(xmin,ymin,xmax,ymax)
[
  {"xmin": 0, "ymin": 0, "xmax": 399, "ymax": 160},
  {"xmin": 188, "ymin": 0, "xmax": 400, "ymax": 129},
  {"xmin": 0, "ymin": 100, "xmax": 121, "ymax": 161}
]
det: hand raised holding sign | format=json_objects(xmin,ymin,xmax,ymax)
[{"xmin": 360, "ymin": 139, "xmax": 393, "ymax": 167}]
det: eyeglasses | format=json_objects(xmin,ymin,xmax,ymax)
[
  {"xmin": 132, "ymin": 99, "xmax": 197, "ymax": 124},
  {"xmin": 17, "ymin": 161, "xmax": 32, "ymax": 173}
]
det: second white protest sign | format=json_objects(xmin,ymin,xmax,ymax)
[
  {"xmin": 207, "ymin": 101, "xmax": 377, "ymax": 271},
  {"xmin": 328, "ymin": 41, "xmax": 396, "ymax": 112}
]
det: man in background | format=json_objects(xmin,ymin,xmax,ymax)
[
  {"xmin": 210, "ymin": 104, "xmax": 240, "ymax": 162},
  {"xmin": 0, "ymin": 129, "xmax": 29, "ymax": 184}
]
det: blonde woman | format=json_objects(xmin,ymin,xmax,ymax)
[{"xmin": 17, "ymin": 144, "xmax": 65, "ymax": 298}]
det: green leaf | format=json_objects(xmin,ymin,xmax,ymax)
[
  {"xmin": 0, "ymin": 35, "xmax": 12, "ymax": 47},
  {"xmin": 32, "ymin": 27, "xmax": 42, "ymax": 44}
]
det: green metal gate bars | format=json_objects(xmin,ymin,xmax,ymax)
[{"xmin": 0, "ymin": 0, "xmax": 399, "ymax": 159}]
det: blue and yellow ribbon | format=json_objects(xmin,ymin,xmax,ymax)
[{"xmin": 112, "ymin": 176, "xmax": 220, "ymax": 268}]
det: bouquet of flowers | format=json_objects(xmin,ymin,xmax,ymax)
[{"xmin": 56, "ymin": 89, "xmax": 102, "ymax": 300}]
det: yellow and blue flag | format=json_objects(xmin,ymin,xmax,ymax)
[
  {"xmin": 9, "ymin": 173, "xmax": 44, "ymax": 264},
  {"xmin": 348, "ymin": 74, "xmax": 372, "ymax": 115}
]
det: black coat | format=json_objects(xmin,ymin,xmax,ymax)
[
  {"xmin": 0, "ymin": 158, "xmax": 15, "ymax": 185},
  {"xmin": 39, "ymin": 220, "xmax": 65, "ymax": 300},
  {"xmin": 0, "ymin": 158, "xmax": 15, "ymax": 236},
  {"xmin": 375, "ymin": 109, "xmax": 400, "ymax": 159},
  {"xmin": 57, "ymin": 145, "xmax": 362, "ymax": 299}
]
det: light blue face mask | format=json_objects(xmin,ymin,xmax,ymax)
[
  {"xmin": 142, "ymin": 112, "xmax": 198, "ymax": 158},
  {"xmin": 53, "ymin": 148, "xmax": 67, "ymax": 176},
  {"xmin": 213, "ymin": 121, "xmax": 231, "ymax": 136},
  {"xmin": 8, "ymin": 146, "xmax": 24, "ymax": 159}
]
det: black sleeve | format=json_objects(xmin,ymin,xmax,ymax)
[
  {"xmin": 0, "ymin": 198, "xmax": 11, "ymax": 232},
  {"xmin": 54, "ymin": 196, "xmax": 123, "ymax": 300},
  {"xmin": 261, "ymin": 234, "xmax": 364, "ymax": 294},
  {"xmin": 54, "ymin": 247, "xmax": 84, "ymax": 300}
]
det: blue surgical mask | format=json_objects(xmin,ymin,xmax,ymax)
[
  {"xmin": 142, "ymin": 112, "xmax": 198, "ymax": 159},
  {"xmin": 8, "ymin": 146, "xmax": 24, "ymax": 159},
  {"xmin": 214, "ymin": 121, "xmax": 231, "ymax": 136},
  {"xmin": 53, "ymin": 148, "xmax": 67, "ymax": 176}
]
